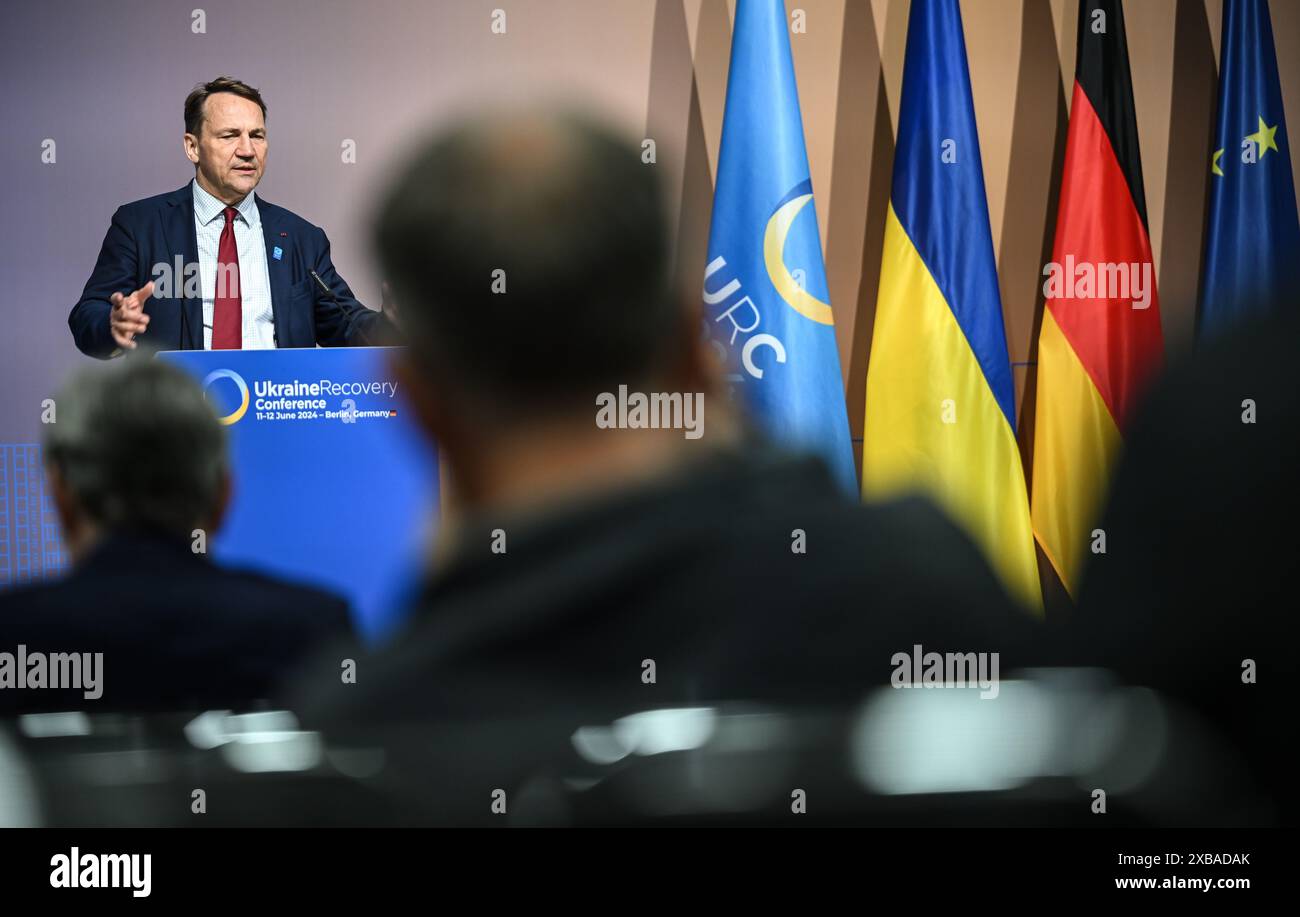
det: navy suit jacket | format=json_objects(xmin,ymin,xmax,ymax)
[
  {"xmin": 0, "ymin": 531, "xmax": 355, "ymax": 713},
  {"xmin": 70, "ymin": 184, "xmax": 392, "ymax": 358}
]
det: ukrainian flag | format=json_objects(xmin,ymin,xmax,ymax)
[
  {"xmin": 863, "ymin": 0, "xmax": 1042, "ymax": 611},
  {"xmin": 704, "ymin": 0, "xmax": 856, "ymax": 493}
]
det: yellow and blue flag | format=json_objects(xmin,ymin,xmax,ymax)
[
  {"xmin": 863, "ymin": 0, "xmax": 1042, "ymax": 610},
  {"xmin": 1199, "ymin": 0, "xmax": 1300, "ymax": 337},
  {"xmin": 703, "ymin": 0, "xmax": 855, "ymax": 492}
]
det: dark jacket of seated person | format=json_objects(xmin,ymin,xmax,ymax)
[
  {"xmin": 294, "ymin": 444, "xmax": 1042, "ymax": 729},
  {"xmin": 0, "ymin": 354, "xmax": 352, "ymax": 716},
  {"xmin": 0, "ymin": 528, "xmax": 350, "ymax": 714}
]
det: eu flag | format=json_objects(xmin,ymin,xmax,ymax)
[
  {"xmin": 703, "ymin": 0, "xmax": 855, "ymax": 492},
  {"xmin": 1198, "ymin": 0, "xmax": 1300, "ymax": 337}
]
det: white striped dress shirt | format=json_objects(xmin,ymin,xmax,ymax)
[{"xmin": 192, "ymin": 178, "xmax": 277, "ymax": 349}]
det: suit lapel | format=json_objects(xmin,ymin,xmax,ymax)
[
  {"xmin": 260, "ymin": 201, "xmax": 292, "ymax": 348},
  {"xmin": 162, "ymin": 185, "xmax": 202, "ymax": 350}
]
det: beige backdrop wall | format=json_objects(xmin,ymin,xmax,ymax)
[
  {"xmin": 648, "ymin": 0, "xmax": 1300, "ymax": 479},
  {"xmin": 5, "ymin": 0, "xmax": 1297, "ymax": 460},
  {"xmin": 3, "ymin": 0, "xmax": 1296, "ymax": 593}
]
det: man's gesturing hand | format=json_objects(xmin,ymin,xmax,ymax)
[{"xmin": 109, "ymin": 281, "xmax": 154, "ymax": 351}]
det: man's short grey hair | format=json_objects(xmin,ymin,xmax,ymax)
[{"xmin": 43, "ymin": 354, "xmax": 227, "ymax": 537}]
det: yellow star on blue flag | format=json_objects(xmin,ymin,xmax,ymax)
[{"xmin": 1199, "ymin": 0, "xmax": 1300, "ymax": 337}]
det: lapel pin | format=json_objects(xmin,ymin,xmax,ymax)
[{"xmin": 272, "ymin": 246, "xmax": 283, "ymax": 261}]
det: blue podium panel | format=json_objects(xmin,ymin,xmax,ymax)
[{"xmin": 160, "ymin": 347, "xmax": 437, "ymax": 642}]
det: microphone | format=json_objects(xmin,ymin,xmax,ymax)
[
  {"xmin": 310, "ymin": 269, "xmax": 368, "ymax": 344},
  {"xmin": 309, "ymin": 267, "xmax": 351, "ymax": 335},
  {"xmin": 180, "ymin": 290, "xmax": 192, "ymax": 350},
  {"xmin": 309, "ymin": 269, "xmax": 334, "ymax": 301}
]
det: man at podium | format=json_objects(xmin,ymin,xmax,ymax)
[{"xmin": 68, "ymin": 76, "xmax": 395, "ymax": 358}]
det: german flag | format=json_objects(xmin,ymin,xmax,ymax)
[{"xmin": 1031, "ymin": 0, "xmax": 1164, "ymax": 598}]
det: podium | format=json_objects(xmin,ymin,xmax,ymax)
[{"xmin": 160, "ymin": 347, "xmax": 439, "ymax": 642}]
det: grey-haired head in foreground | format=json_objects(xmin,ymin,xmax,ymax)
[{"xmin": 44, "ymin": 353, "xmax": 228, "ymax": 547}]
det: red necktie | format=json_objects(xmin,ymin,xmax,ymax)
[{"xmin": 212, "ymin": 206, "xmax": 242, "ymax": 350}]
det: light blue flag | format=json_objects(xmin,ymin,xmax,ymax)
[{"xmin": 703, "ymin": 0, "xmax": 856, "ymax": 492}]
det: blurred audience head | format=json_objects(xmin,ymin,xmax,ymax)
[
  {"xmin": 43, "ymin": 353, "xmax": 230, "ymax": 559},
  {"xmin": 373, "ymin": 111, "xmax": 727, "ymax": 510}
]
